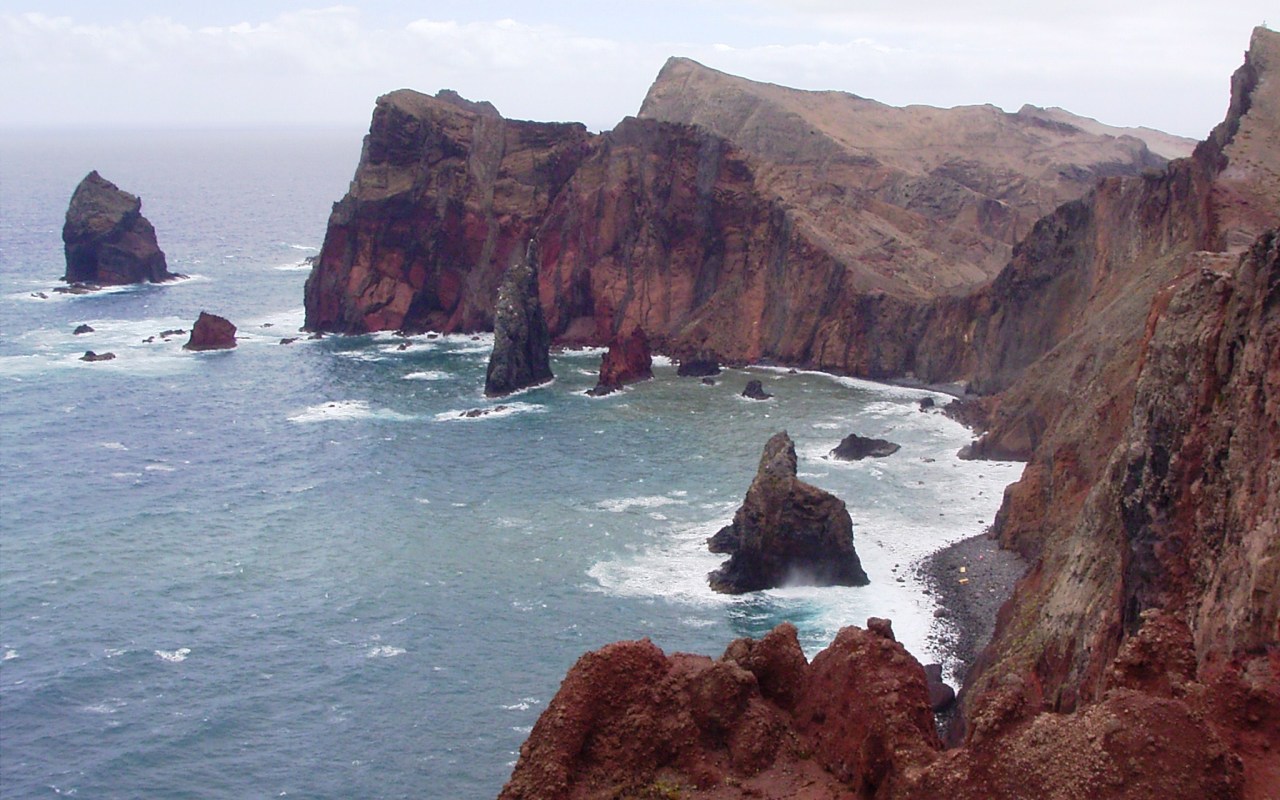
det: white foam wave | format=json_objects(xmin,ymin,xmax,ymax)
[
  {"xmin": 144, "ymin": 463, "xmax": 176, "ymax": 472},
  {"xmin": 501, "ymin": 697, "xmax": 540, "ymax": 711},
  {"xmin": 3, "ymin": 649, "xmax": 17, "ymax": 661},
  {"xmin": 83, "ymin": 698, "xmax": 127, "ymax": 714},
  {"xmin": 274, "ymin": 262, "xmax": 313, "ymax": 271},
  {"xmin": 100, "ymin": 441, "xmax": 129, "ymax": 451},
  {"xmin": 155, "ymin": 647, "xmax": 190, "ymax": 663},
  {"xmin": 403, "ymin": 370, "xmax": 450, "ymax": 381},
  {"xmin": 596, "ymin": 495, "xmax": 684, "ymax": 513},
  {"xmin": 288, "ymin": 401, "xmax": 416, "ymax": 424},
  {"xmin": 366, "ymin": 645, "xmax": 406, "ymax": 658},
  {"xmin": 433, "ymin": 402, "xmax": 544, "ymax": 422},
  {"xmin": 286, "ymin": 243, "xmax": 319, "ymax": 251}
]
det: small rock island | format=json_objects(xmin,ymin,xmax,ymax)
[
  {"xmin": 62, "ymin": 171, "xmax": 178, "ymax": 286},
  {"xmin": 708, "ymin": 431, "xmax": 869, "ymax": 593}
]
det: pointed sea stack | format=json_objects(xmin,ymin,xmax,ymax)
[
  {"xmin": 587, "ymin": 328, "xmax": 653, "ymax": 396},
  {"xmin": 709, "ymin": 431, "xmax": 869, "ymax": 593},
  {"xmin": 62, "ymin": 171, "xmax": 176, "ymax": 286},
  {"xmin": 485, "ymin": 241, "xmax": 553, "ymax": 397}
]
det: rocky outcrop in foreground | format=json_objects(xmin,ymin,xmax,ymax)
[
  {"xmin": 707, "ymin": 432, "xmax": 868, "ymax": 593},
  {"xmin": 183, "ymin": 312, "xmax": 237, "ymax": 351},
  {"xmin": 587, "ymin": 328, "xmax": 653, "ymax": 396},
  {"xmin": 62, "ymin": 171, "xmax": 176, "ymax": 286},
  {"xmin": 485, "ymin": 242, "xmax": 553, "ymax": 397},
  {"xmin": 499, "ymin": 621, "xmax": 940, "ymax": 800}
]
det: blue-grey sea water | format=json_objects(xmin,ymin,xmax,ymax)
[{"xmin": 0, "ymin": 129, "xmax": 1023, "ymax": 799}]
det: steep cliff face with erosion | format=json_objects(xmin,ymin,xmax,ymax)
[
  {"xmin": 304, "ymin": 66, "xmax": 1165, "ymax": 377},
  {"xmin": 303, "ymin": 89, "xmax": 591, "ymax": 333}
]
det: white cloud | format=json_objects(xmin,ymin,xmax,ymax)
[{"xmin": 0, "ymin": 6, "xmax": 1272, "ymax": 137}]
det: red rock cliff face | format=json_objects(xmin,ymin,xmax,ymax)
[
  {"xmin": 952, "ymin": 28, "xmax": 1280, "ymax": 733},
  {"xmin": 303, "ymin": 89, "xmax": 591, "ymax": 334},
  {"xmin": 304, "ymin": 71, "xmax": 1164, "ymax": 380}
]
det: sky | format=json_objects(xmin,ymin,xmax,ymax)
[{"xmin": 1, "ymin": 2, "xmax": 1273, "ymax": 139}]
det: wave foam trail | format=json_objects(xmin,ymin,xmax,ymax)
[
  {"xmin": 288, "ymin": 400, "xmax": 416, "ymax": 423},
  {"xmin": 155, "ymin": 648, "xmax": 191, "ymax": 663}
]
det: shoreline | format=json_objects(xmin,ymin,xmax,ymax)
[{"xmin": 918, "ymin": 529, "xmax": 1027, "ymax": 693}]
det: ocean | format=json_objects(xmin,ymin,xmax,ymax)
[{"xmin": 0, "ymin": 128, "xmax": 1023, "ymax": 799}]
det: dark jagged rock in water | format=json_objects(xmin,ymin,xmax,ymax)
[
  {"xmin": 708, "ymin": 431, "xmax": 869, "ymax": 593},
  {"xmin": 829, "ymin": 433, "xmax": 901, "ymax": 460},
  {"xmin": 73, "ymin": 324, "xmax": 94, "ymax": 335},
  {"xmin": 586, "ymin": 328, "xmax": 652, "ymax": 396},
  {"xmin": 919, "ymin": 396, "xmax": 935, "ymax": 411},
  {"xmin": 183, "ymin": 312, "xmax": 237, "ymax": 351},
  {"xmin": 485, "ymin": 242, "xmax": 553, "ymax": 397},
  {"xmin": 676, "ymin": 349, "xmax": 721, "ymax": 377},
  {"xmin": 79, "ymin": 350, "xmax": 115, "ymax": 362},
  {"xmin": 742, "ymin": 379, "xmax": 772, "ymax": 400},
  {"xmin": 62, "ymin": 171, "xmax": 177, "ymax": 286}
]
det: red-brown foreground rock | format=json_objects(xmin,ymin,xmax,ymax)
[
  {"xmin": 707, "ymin": 432, "xmax": 869, "ymax": 593},
  {"xmin": 183, "ymin": 312, "xmax": 237, "ymax": 351},
  {"xmin": 499, "ymin": 621, "xmax": 940, "ymax": 800},
  {"xmin": 62, "ymin": 171, "xmax": 177, "ymax": 286},
  {"xmin": 587, "ymin": 327, "xmax": 653, "ymax": 396}
]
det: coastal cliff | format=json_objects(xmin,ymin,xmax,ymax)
[
  {"xmin": 303, "ymin": 67, "xmax": 1167, "ymax": 376},
  {"xmin": 497, "ymin": 26, "xmax": 1280, "ymax": 800}
]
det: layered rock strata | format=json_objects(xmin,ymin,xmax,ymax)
[
  {"xmin": 707, "ymin": 432, "xmax": 869, "ymax": 593},
  {"xmin": 484, "ymin": 241, "xmax": 553, "ymax": 397},
  {"xmin": 62, "ymin": 171, "xmax": 176, "ymax": 286}
]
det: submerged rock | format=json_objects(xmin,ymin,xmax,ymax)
[
  {"xmin": 485, "ymin": 241, "xmax": 553, "ymax": 397},
  {"xmin": 586, "ymin": 328, "xmax": 652, "ymax": 396},
  {"xmin": 829, "ymin": 433, "xmax": 901, "ymax": 460},
  {"xmin": 79, "ymin": 350, "xmax": 115, "ymax": 362},
  {"xmin": 62, "ymin": 171, "xmax": 177, "ymax": 286},
  {"xmin": 184, "ymin": 312, "xmax": 237, "ymax": 351},
  {"xmin": 73, "ymin": 324, "xmax": 94, "ymax": 335},
  {"xmin": 708, "ymin": 431, "xmax": 869, "ymax": 593}
]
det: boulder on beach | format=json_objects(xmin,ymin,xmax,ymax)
[
  {"xmin": 742, "ymin": 379, "xmax": 773, "ymax": 400},
  {"xmin": 62, "ymin": 171, "xmax": 177, "ymax": 286},
  {"xmin": 184, "ymin": 312, "xmax": 237, "ymax": 351},
  {"xmin": 587, "ymin": 328, "xmax": 652, "ymax": 396},
  {"xmin": 829, "ymin": 433, "xmax": 901, "ymax": 460},
  {"xmin": 485, "ymin": 241, "xmax": 553, "ymax": 397},
  {"xmin": 708, "ymin": 431, "xmax": 869, "ymax": 593}
]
